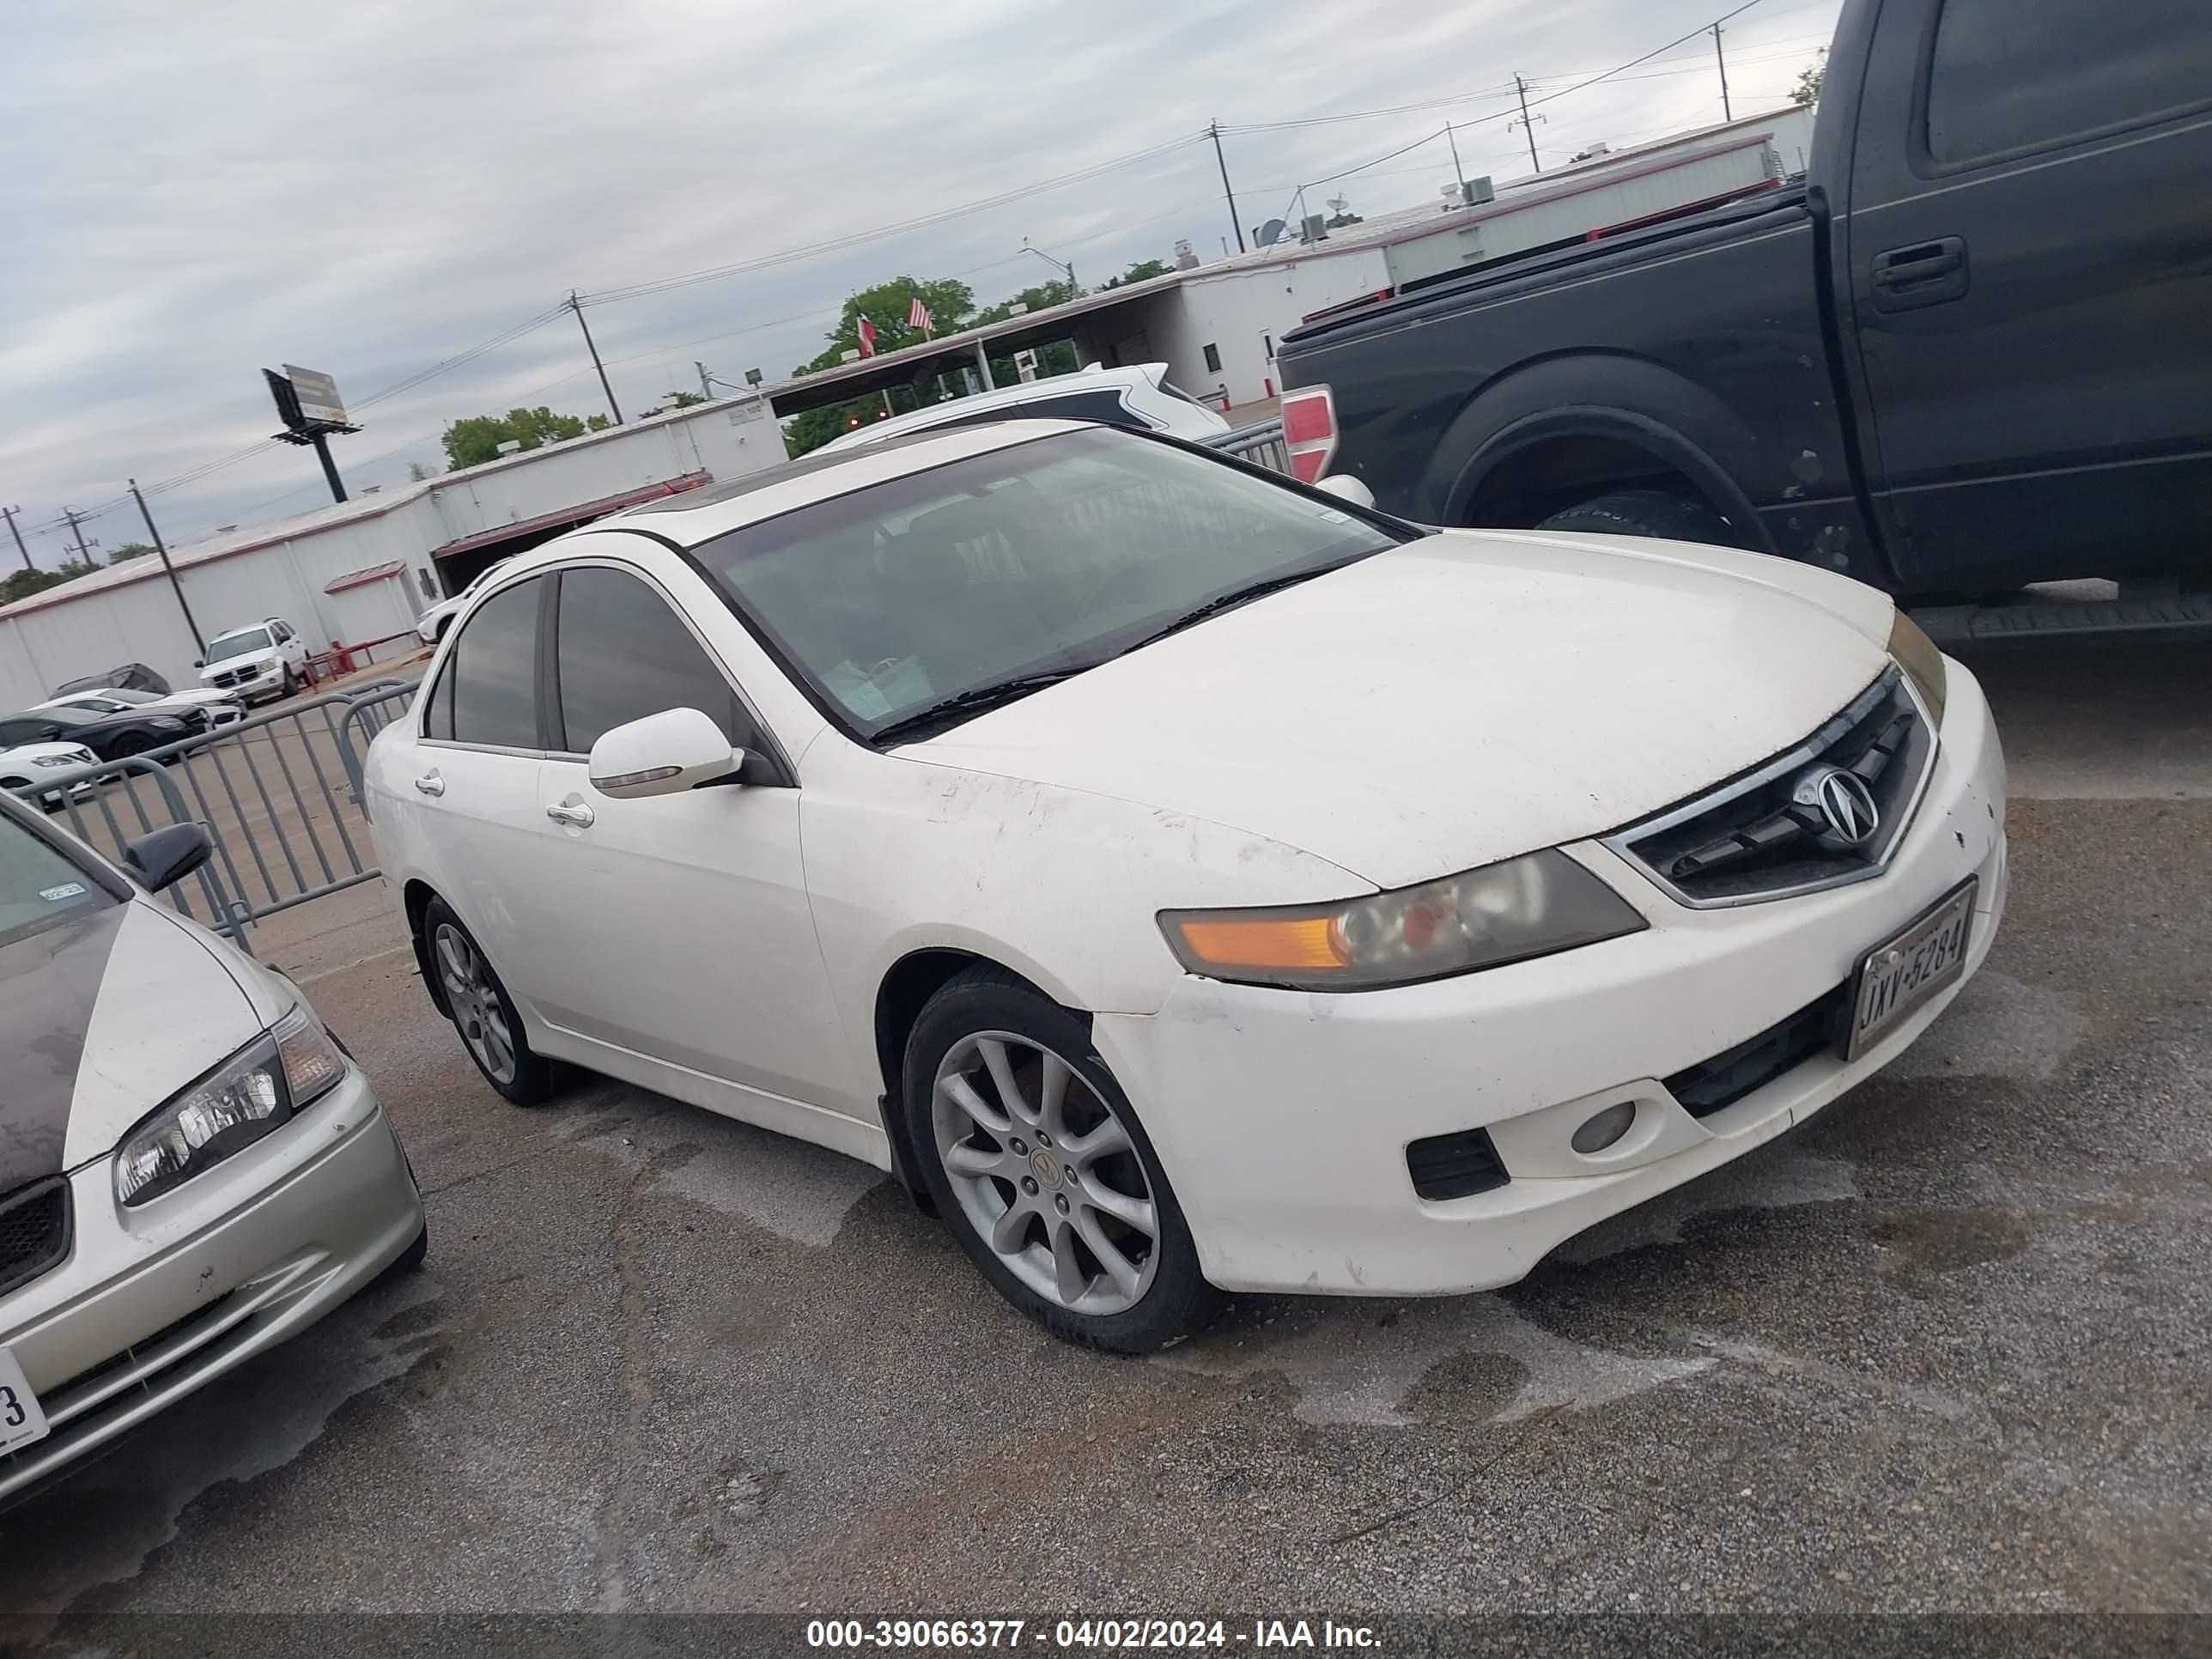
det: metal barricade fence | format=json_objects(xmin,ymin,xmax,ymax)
[
  {"xmin": 5, "ymin": 679, "xmax": 420, "ymax": 957},
  {"xmin": 1209, "ymin": 416, "xmax": 1290, "ymax": 476}
]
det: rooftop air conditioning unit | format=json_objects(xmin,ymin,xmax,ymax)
[{"xmin": 1467, "ymin": 174, "xmax": 1496, "ymax": 204}]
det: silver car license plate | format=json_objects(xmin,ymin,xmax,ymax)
[
  {"xmin": 1847, "ymin": 878, "xmax": 1977, "ymax": 1060},
  {"xmin": 0, "ymin": 1346, "xmax": 50, "ymax": 1455}
]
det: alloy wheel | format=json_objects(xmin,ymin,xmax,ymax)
[
  {"xmin": 434, "ymin": 922, "xmax": 518, "ymax": 1085},
  {"xmin": 932, "ymin": 1031, "xmax": 1160, "ymax": 1316}
]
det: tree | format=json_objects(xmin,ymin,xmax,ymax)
[
  {"xmin": 106, "ymin": 541, "xmax": 155, "ymax": 564},
  {"xmin": 406, "ymin": 460, "xmax": 435, "ymax": 483},
  {"xmin": 0, "ymin": 559, "xmax": 99, "ymax": 605},
  {"xmin": 1791, "ymin": 50, "xmax": 1826, "ymax": 106},
  {"xmin": 441, "ymin": 405, "xmax": 592, "ymax": 470},
  {"xmin": 1103, "ymin": 258, "xmax": 1171, "ymax": 289}
]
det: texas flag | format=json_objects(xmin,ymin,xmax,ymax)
[{"xmin": 857, "ymin": 315, "xmax": 878, "ymax": 358}]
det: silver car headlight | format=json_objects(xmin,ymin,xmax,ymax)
[
  {"xmin": 1158, "ymin": 849, "xmax": 1648, "ymax": 992},
  {"xmin": 113, "ymin": 1005, "xmax": 348, "ymax": 1206}
]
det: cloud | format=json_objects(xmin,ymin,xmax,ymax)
[{"xmin": 1, "ymin": 0, "xmax": 1837, "ymax": 554}]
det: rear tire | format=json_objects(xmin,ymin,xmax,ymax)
[
  {"xmin": 422, "ymin": 898, "xmax": 556, "ymax": 1106},
  {"xmin": 1535, "ymin": 488, "xmax": 1741, "ymax": 548},
  {"xmin": 903, "ymin": 965, "xmax": 1220, "ymax": 1353}
]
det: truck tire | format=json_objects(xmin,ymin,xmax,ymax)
[{"xmin": 1535, "ymin": 489, "xmax": 1741, "ymax": 548}]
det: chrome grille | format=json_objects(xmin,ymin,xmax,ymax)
[
  {"xmin": 1604, "ymin": 667, "xmax": 1936, "ymax": 908},
  {"xmin": 0, "ymin": 1177, "xmax": 71, "ymax": 1298}
]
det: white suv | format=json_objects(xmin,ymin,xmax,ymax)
[
  {"xmin": 198, "ymin": 618, "xmax": 310, "ymax": 703},
  {"xmin": 817, "ymin": 362, "xmax": 1230, "ymax": 453}
]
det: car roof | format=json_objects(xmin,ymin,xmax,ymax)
[
  {"xmin": 594, "ymin": 418, "xmax": 1086, "ymax": 551},
  {"xmin": 817, "ymin": 364, "xmax": 1160, "ymax": 452}
]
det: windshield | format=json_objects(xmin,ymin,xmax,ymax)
[
  {"xmin": 97, "ymin": 687, "xmax": 161, "ymax": 706},
  {"xmin": 35, "ymin": 706, "xmax": 100, "ymax": 728},
  {"xmin": 688, "ymin": 426, "xmax": 1407, "ymax": 740},
  {"xmin": 205, "ymin": 628, "xmax": 273, "ymax": 662},
  {"xmin": 0, "ymin": 807, "xmax": 112, "ymax": 945}
]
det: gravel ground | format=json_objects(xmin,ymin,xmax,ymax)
[{"xmin": 3, "ymin": 638, "xmax": 2207, "ymax": 1656}]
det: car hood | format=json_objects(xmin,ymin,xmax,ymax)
[
  {"xmin": 906, "ymin": 529, "xmax": 1896, "ymax": 890},
  {"xmin": 0, "ymin": 896, "xmax": 266, "ymax": 1188}
]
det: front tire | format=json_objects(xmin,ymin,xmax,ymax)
[
  {"xmin": 904, "ymin": 966, "xmax": 1219, "ymax": 1353},
  {"xmin": 1535, "ymin": 487, "xmax": 1741, "ymax": 547},
  {"xmin": 422, "ymin": 898, "xmax": 556, "ymax": 1105}
]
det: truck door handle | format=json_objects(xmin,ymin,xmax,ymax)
[
  {"xmin": 545, "ymin": 797, "xmax": 595, "ymax": 829},
  {"xmin": 414, "ymin": 771, "xmax": 445, "ymax": 796},
  {"xmin": 1870, "ymin": 236, "xmax": 1968, "ymax": 311}
]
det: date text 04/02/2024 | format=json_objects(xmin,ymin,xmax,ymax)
[{"xmin": 803, "ymin": 1619, "xmax": 1382, "ymax": 1649}]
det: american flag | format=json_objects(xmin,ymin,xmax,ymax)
[{"xmin": 907, "ymin": 296, "xmax": 933, "ymax": 337}]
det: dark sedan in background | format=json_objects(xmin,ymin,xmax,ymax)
[{"xmin": 0, "ymin": 702, "xmax": 198, "ymax": 762}]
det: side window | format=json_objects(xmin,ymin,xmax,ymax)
[
  {"xmin": 1926, "ymin": 0, "xmax": 2205, "ymax": 164},
  {"xmin": 445, "ymin": 579, "xmax": 544, "ymax": 748},
  {"xmin": 552, "ymin": 567, "xmax": 755, "ymax": 754},
  {"xmin": 0, "ymin": 721, "xmax": 32, "ymax": 746}
]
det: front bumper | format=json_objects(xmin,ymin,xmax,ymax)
[
  {"xmin": 1093, "ymin": 659, "xmax": 2008, "ymax": 1297},
  {"xmin": 0, "ymin": 1066, "xmax": 423, "ymax": 1504}
]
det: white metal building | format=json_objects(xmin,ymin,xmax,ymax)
[{"xmin": 0, "ymin": 396, "xmax": 786, "ymax": 709}]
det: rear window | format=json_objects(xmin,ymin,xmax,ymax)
[
  {"xmin": 1926, "ymin": 0, "xmax": 2207, "ymax": 163},
  {"xmin": 444, "ymin": 580, "xmax": 544, "ymax": 748}
]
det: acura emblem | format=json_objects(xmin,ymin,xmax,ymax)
[{"xmin": 1794, "ymin": 764, "xmax": 1880, "ymax": 847}]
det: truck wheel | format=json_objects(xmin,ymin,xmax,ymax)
[{"xmin": 1536, "ymin": 489, "xmax": 1741, "ymax": 548}]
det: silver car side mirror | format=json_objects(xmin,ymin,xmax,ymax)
[{"xmin": 587, "ymin": 708, "xmax": 741, "ymax": 799}]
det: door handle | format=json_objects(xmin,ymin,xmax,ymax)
[
  {"xmin": 1869, "ymin": 236, "xmax": 1968, "ymax": 312},
  {"xmin": 545, "ymin": 797, "xmax": 596, "ymax": 828},
  {"xmin": 414, "ymin": 771, "xmax": 445, "ymax": 796}
]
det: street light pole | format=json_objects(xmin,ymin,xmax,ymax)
[{"xmin": 1019, "ymin": 240, "xmax": 1077, "ymax": 294}]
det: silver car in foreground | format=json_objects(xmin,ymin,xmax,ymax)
[{"xmin": 0, "ymin": 799, "xmax": 424, "ymax": 1504}]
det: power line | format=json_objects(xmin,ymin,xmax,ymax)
[{"xmin": 577, "ymin": 132, "xmax": 1206, "ymax": 308}]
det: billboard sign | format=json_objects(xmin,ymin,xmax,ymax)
[{"xmin": 283, "ymin": 365, "xmax": 348, "ymax": 426}]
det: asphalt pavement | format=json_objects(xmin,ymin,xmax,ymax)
[{"xmin": 3, "ymin": 636, "xmax": 2208, "ymax": 1653}]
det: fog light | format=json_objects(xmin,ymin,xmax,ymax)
[{"xmin": 1571, "ymin": 1101, "xmax": 1636, "ymax": 1155}]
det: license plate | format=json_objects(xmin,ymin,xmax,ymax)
[
  {"xmin": 0, "ymin": 1346, "xmax": 50, "ymax": 1455},
  {"xmin": 1847, "ymin": 878, "xmax": 1977, "ymax": 1060}
]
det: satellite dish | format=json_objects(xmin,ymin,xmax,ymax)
[
  {"xmin": 1326, "ymin": 196, "xmax": 1351, "ymax": 216},
  {"xmin": 1256, "ymin": 217, "xmax": 1287, "ymax": 247}
]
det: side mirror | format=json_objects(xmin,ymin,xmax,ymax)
[
  {"xmin": 191, "ymin": 659, "xmax": 204, "ymax": 668},
  {"xmin": 1314, "ymin": 473, "xmax": 1376, "ymax": 509},
  {"xmin": 587, "ymin": 708, "xmax": 741, "ymax": 800},
  {"xmin": 123, "ymin": 823, "xmax": 213, "ymax": 892}
]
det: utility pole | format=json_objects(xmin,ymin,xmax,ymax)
[
  {"xmin": 1446, "ymin": 121, "xmax": 1468, "ymax": 203},
  {"xmin": 60, "ymin": 507, "xmax": 98, "ymax": 566},
  {"xmin": 1209, "ymin": 122, "xmax": 1247, "ymax": 254},
  {"xmin": 696, "ymin": 361, "xmax": 715, "ymax": 402},
  {"xmin": 569, "ymin": 291, "xmax": 623, "ymax": 426},
  {"xmin": 128, "ymin": 479, "xmax": 204, "ymax": 654},
  {"xmin": 1513, "ymin": 74, "xmax": 1544, "ymax": 173},
  {"xmin": 0, "ymin": 506, "xmax": 30, "ymax": 574},
  {"xmin": 1712, "ymin": 22, "xmax": 1733, "ymax": 121}
]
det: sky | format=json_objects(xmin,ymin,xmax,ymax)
[{"xmin": 2, "ymin": 0, "xmax": 1838, "ymax": 563}]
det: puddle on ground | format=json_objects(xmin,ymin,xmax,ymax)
[
  {"xmin": 1549, "ymin": 1144, "xmax": 1861, "ymax": 1267},
  {"xmin": 556, "ymin": 1091, "xmax": 884, "ymax": 1249},
  {"xmin": 1157, "ymin": 1295, "xmax": 1712, "ymax": 1428}
]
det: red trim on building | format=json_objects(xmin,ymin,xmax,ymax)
[{"xmin": 324, "ymin": 559, "xmax": 410, "ymax": 594}]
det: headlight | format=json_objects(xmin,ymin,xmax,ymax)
[
  {"xmin": 1158, "ymin": 848, "xmax": 1648, "ymax": 992},
  {"xmin": 1887, "ymin": 609, "xmax": 1948, "ymax": 726},
  {"xmin": 113, "ymin": 1005, "xmax": 348, "ymax": 1206}
]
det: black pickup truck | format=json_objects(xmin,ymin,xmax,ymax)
[{"xmin": 1276, "ymin": 0, "xmax": 2211, "ymax": 611}]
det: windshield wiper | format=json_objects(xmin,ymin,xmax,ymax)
[
  {"xmin": 871, "ymin": 669, "xmax": 1085, "ymax": 745},
  {"xmin": 1122, "ymin": 566, "xmax": 1338, "ymax": 655}
]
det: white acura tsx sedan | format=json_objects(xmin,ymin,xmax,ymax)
[{"xmin": 367, "ymin": 418, "xmax": 2004, "ymax": 1352}]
